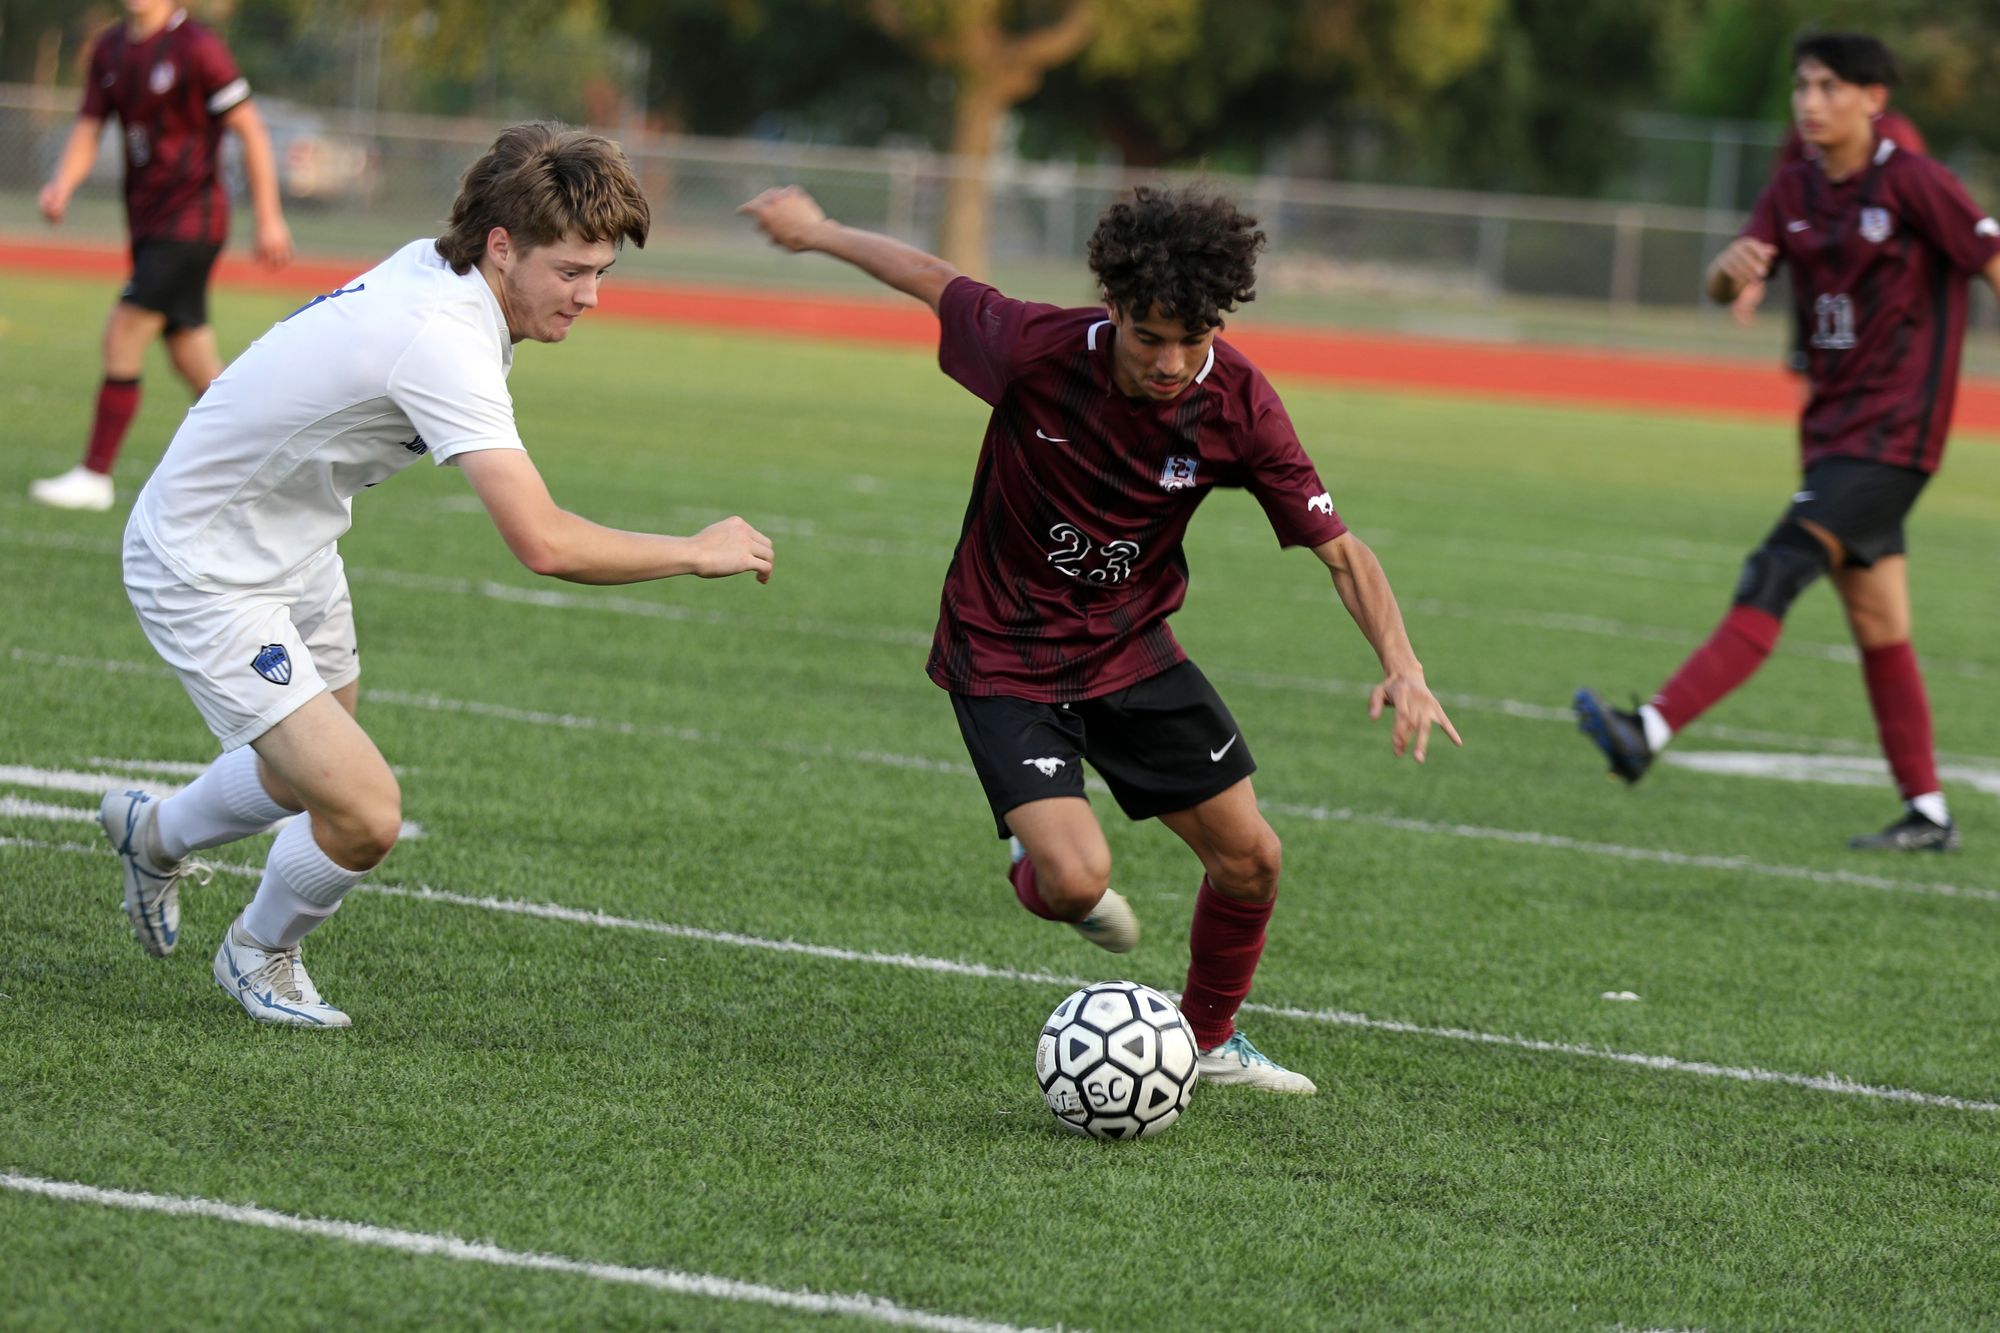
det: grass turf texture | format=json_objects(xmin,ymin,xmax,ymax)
[{"xmin": 3, "ymin": 270, "xmax": 2000, "ymax": 1330}]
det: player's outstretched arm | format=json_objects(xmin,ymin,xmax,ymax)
[
  {"xmin": 37, "ymin": 117, "xmax": 104, "ymax": 224},
  {"xmin": 219, "ymin": 101, "xmax": 293, "ymax": 268},
  {"xmin": 1312, "ymin": 532, "xmax": 1462, "ymax": 763},
  {"xmin": 739, "ymin": 185, "xmax": 960, "ymax": 313},
  {"xmin": 458, "ymin": 450, "xmax": 773, "ymax": 586}
]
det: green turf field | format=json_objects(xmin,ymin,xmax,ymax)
[{"xmin": 3, "ymin": 270, "xmax": 1999, "ymax": 1331}]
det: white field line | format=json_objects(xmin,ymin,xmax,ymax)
[
  {"xmin": 9, "ymin": 546, "xmax": 1997, "ymax": 763},
  {"xmin": 1396, "ymin": 596, "xmax": 1996, "ymax": 682},
  {"xmin": 0, "ymin": 796, "xmax": 425, "ymax": 842},
  {"xmin": 0, "ymin": 1174, "xmax": 1058, "ymax": 1333},
  {"xmin": 4, "ymin": 646, "xmax": 1992, "ymax": 904},
  {"xmin": 12, "ymin": 521, "xmax": 1992, "ymax": 680},
  {"xmin": 1664, "ymin": 751, "xmax": 2000, "ymax": 799},
  {"xmin": 4, "ymin": 833, "xmax": 1994, "ymax": 1115}
]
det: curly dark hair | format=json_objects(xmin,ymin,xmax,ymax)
[{"xmin": 1086, "ymin": 186, "xmax": 1265, "ymax": 330}]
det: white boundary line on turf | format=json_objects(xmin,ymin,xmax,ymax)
[
  {"xmin": 12, "ymin": 609, "xmax": 1998, "ymax": 768},
  {"xmin": 6, "ymin": 645, "xmax": 1994, "ymax": 905},
  {"xmin": 4, "ymin": 833, "xmax": 1997, "ymax": 1116},
  {"xmin": 0, "ymin": 1174, "xmax": 1061, "ymax": 1333}
]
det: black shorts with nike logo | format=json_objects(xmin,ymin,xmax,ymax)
[
  {"xmin": 1784, "ymin": 457, "xmax": 1930, "ymax": 568},
  {"xmin": 949, "ymin": 659, "xmax": 1257, "ymax": 838}
]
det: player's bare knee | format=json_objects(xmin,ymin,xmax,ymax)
[{"xmin": 1038, "ymin": 852, "xmax": 1112, "ymax": 918}]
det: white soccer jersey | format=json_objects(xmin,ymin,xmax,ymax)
[{"xmin": 130, "ymin": 239, "xmax": 526, "ymax": 589}]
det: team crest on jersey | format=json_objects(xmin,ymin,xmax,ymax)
[
  {"xmin": 1159, "ymin": 456, "xmax": 1198, "ymax": 491},
  {"xmin": 148, "ymin": 61, "xmax": 177, "ymax": 94},
  {"xmin": 1859, "ymin": 208, "xmax": 1894, "ymax": 244},
  {"xmin": 252, "ymin": 644, "xmax": 293, "ymax": 686}
]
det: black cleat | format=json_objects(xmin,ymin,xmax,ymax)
[
  {"xmin": 1573, "ymin": 688, "xmax": 1654, "ymax": 784},
  {"xmin": 1848, "ymin": 810, "xmax": 1961, "ymax": 853}
]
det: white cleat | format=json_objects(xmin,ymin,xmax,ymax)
[
  {"xmin": 213, "ymin": 915, "xmax": 351, "ymax": 1028},
  {"xmin": 28, "ymin": 465, "xmax": 115, "ymax": 512},
  {"xmin": 1012, "ymin": 836, "xmax": 1140, "ymax": 953},
  {"xmin": 1196, "ymin": 1031, "xmax": 1318, "ymax": 1094},
  {"xmin": 100, "ymin": 788, "xmax": 212, "ymax": 958}
]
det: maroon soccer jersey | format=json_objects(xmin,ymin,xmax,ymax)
[
  {"xmin": 929, "ymin": 277, "xmax": 1348, "ymax": 702},
  {"xmin": 1744, "ymin": 138, "xmax": 2000, "ymax": 474},
  {"xmin": 79, "ymin": 11, "xmax": 250, "ymax": 246}
]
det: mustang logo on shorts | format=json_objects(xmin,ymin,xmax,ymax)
[
  {"xmin": 252, "ymin": 644, "xmax": 293, "ymax": 686},
  {"xmin": 1023, "ymin": 757, "xmax": 1067, "ymax": 777}
]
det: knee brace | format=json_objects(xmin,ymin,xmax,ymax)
[{"xmin": 1731, "ymin": 521, "xmax": 1829, "ymax": 618}]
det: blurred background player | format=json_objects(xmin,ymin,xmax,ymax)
[
  {"xmin": 101, "ymin": 124, "xmax": 774, "ymax": 1027},
  {"xmin": 1731, "ymin": 96, "xmax": 1927, "ymax": 374},
  {"xmin": 743, "ymin": 181, "xmax": 1459, "ymax": 1095},
  {"xmin": 1576, "ymin": 32, "xmax": 2000, "ymax": 852},
  {"xmin": 29, "ymin": 0, "xmax": 293, "ymax": 512}
]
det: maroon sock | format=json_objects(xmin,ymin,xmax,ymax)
[
  {"xmin": 1861, "ymin": 641, "xmax": 1939, "ymax": 801},
  {"xmin": 1008, "ymin": 854, "xmax": 1062, "ymax": 921},
  {"xmin": 1651, "ymin": 605, "xmax": 1783, "ymax": 732},
  {"xmin": 1180, "ymin": 877, "xmax": 1273, "ymax": 1051},
  {"xmin": 82, "ymin": 377, "xmax": 142, "ymax": 475}
]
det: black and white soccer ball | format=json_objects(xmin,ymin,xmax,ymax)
[{"xmin": 1036, "ymin": 981, "xmax": 1199, "ymax": 1140}]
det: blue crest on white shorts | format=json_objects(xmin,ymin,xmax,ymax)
[{"xmin": 252, "ymin": 643, "xmax": 293, "ymax": 685}]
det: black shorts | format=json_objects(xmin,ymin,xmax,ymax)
[
  {"xmin": 122, "ymin": 239, "xmax": 222, "ymax": 332},
  {"xmin": 950, "ymin": 659, "xmax": 1257, "ymax": 839},
  {"xmin": 1782, "ymin": 457, "xmax": 1930, "ymax": 568}
]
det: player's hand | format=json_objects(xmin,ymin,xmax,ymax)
[
  {"xmin": 1712, "ymin": 238, "xmax": 1776, "ymax": 290},
  {"xmin": 1368, "ymin": 670, "xmax": 1462, "ymax": 763},
  {"xmin": 37, "ymin": 182, "xmax": 69, "ymax": 225},
  {"xmin": 1730, "ymin": 277, "xmax": 1767, "ymax": 326},
  {"xmin": 690, "ymin": 515, "xmax": 775, "ymax": 583},
  {"xmin": 255, "ymin": 216, "xmax": 294, "ymax": 269},
  {"xmin": 738, "ymin": 186, "xmax": 829, "ymax": 253}
]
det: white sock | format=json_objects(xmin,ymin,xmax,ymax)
[
  {"xmin": 1637, "ymin": 703, "xmax": 1674, "ymax": 754},
  {"xmin": 242, "ymin": 816, "xmax": 366, "ymax": 949},
  {"xmin": 154, "ymin": 746, "xmax": 296, "ymax": 862},
  {"xmin": 1909, "ymin": 791, "xmax": 1950, "ymax": 826}
]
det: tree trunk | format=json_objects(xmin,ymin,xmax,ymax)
[{"xmin": 939, "ymin": 73, "xmax": 1012, "ymax": 276}]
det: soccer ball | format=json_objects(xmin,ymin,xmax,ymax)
[{"xmin": 1036, "ymin": 981, "xmax": 1199, "ymax": 1140}]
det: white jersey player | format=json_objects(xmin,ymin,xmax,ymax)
[{"xmin": 103, "ymin": 124, "xmax": 774, "ymax": 1027}]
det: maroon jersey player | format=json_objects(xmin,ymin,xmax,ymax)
[
  {"xmin": 1577, "ymin": 33, "xmax": 2000, "ymax": 852},
  {"xmin": 30, "ymin": 0, "xmax": 292, "ymax": 513},
  {"xmin": 1735, "ymin": 108, "xmax": 1928, "ymax": 368},
  {"xmin": 743, "ymin": 182, "xmax": 1459, "ymax": 1095}
]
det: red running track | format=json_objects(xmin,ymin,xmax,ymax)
[{"xmin": 9, "ymin": 235, "xmax": 2000, "ymax": 434}]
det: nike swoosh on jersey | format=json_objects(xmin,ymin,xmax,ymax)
[
  {"xmin": 1209, "ymin": 735, "xmax": 1239, "ymax": 763},
  {"xmin": 1786, "ymin": 220, "xmax": 1811, "ymax": 233},
  {"xmin": 1035, "ymin": 428, "xmax": 1069, "ymax": 443}
]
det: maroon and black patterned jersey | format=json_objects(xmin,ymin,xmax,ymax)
[
  {"xmin": 79, "ymin": 10, "xmax": 250, "ymax": 246},
  {"xmin": 929, "ymin": 277, "xmax": 1348, "ymax": 703},
  {"xmin": 1744, "ymin": 137, "xmax": 2000, "ymax": 474}
]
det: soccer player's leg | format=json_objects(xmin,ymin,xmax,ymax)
[
  {"xmin": 28, "ymin": 299, "xmax": 160, "ymax": 511},
  {"xmin": 1156, "ymin": 779, "xmax": 1314, "ymax": 1096},
  {"xmin": 217, "ymin": 692, "xmax": 400, "ymax": 1028},
  {"xmin": 1086, "ymin": 661, "xmax": 1311, "ymax": 1093},
  {"xmin": 949, "ymin": 692, "xmax": 1138, "ymax": 950},
  {"xmin": 1576, "ymin": 513, "xmax": 1831, "ymax": 780},
  {"xmin": 159, "ymin": 245, "xmax": 225, "ymax": 399},
  {"xmin": 1835, "ymin": 554, "xmax": 1957, "ymax": 851}
]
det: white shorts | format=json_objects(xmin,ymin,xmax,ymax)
[{"xmin": 122, "ymin": 526, "xmax": 360, "ymax": 751}]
